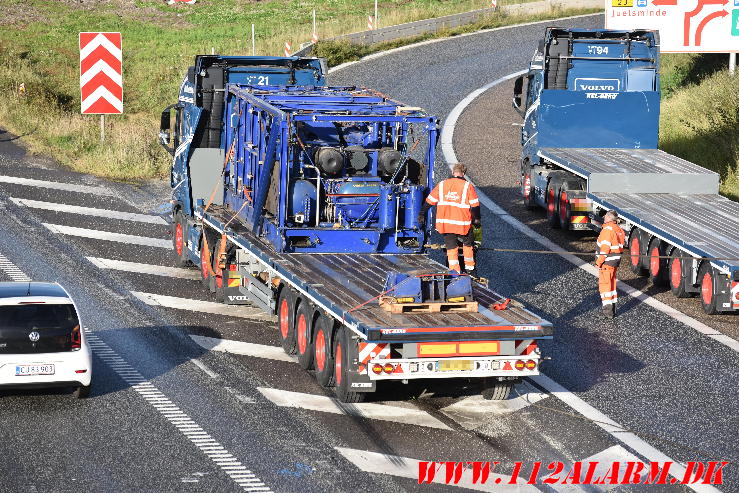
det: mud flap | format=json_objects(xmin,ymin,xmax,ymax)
[{"xmin": 347, "ymin": 333, "xmax": 377, "ymax": 393}]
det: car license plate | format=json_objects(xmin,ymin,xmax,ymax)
[
  {"xmin": 438, "ymin": 360, "xmax": 473, "ymax": 372},
  {"xmin": 15, "ymin": 364, "xmax": 55, "ymax": 376}
]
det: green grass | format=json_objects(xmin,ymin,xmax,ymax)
[{"xmin": 659, "ymin": 54, "xmax": 739, "ymax": 201}]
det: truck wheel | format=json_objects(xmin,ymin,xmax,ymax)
[
  {"xmin": 698, "ymin": 262, "xmax": 718, "ymax": 315},
  {"xmin": 277, "ymin": 288, "xmax": 297, "ymax": 354},
  {"xmin": 334, "ymin": 328, "xmax": 364, "ymax": 403},
  {"xmin": 521, "ymin": 162, "xmax": 535, "ymax": 210},
  {"xmin": 200, "ymin": 239, "xmax": 214, "ymax": 292},
  {"xmin": 482, "ymin": 379, "xmax": 513, "ymax": 401},
  {"xmin": 172, "ymin": 212, "xmax": 191, "ymax": 267},
  {"xmin": 546, "ymin": 178, "xmax": 562, "ymax": 229},
  {"xmin": 295, "ymin": 301, "xmax": 314, "ymax": 370},
  {"xmin": 313, "ymin": 316, "xmax": 335, "ymax": 387},
  {"xmin": 648, "ymin": 239, "xmax": 668, "ymax": 287},
  {"xmin": 558, "ymin": 188, "xmax": 571, "ymax": 230},
  {"xmin": 669, "ymin": 249, "xmax": 690, "ymax": 298},
  {"xmin": 627, "ymin": 230, "xmax": 647, "ymax": 276}
]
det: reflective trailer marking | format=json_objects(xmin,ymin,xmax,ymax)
[
  {"xmin": 11, "ymin": 197, "xmax": 167, "ymax": 224},
  {"xmin": 42, "ymin": 223, "xmax": 171, "ymax": 248},
  {"xmin": 257, "ymin": 387, "xmax": 451, "ymax": 430},
  {"xmin": 86, "ymin": 257, "xmax": 200, "ymax": 280},
  {"xmin": 0, "ymin": 174, "xmax": 112, "ymax": 195},
  {"xmin": 131, "ymin": 292, "xmax": 273, "ymax": 320}
]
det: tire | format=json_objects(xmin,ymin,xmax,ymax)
[
  {"xmin": 669, "ymin": 249, "xmax": 690, "ymax": 298},
  {"xmin": 545, "ymin": 178, "xmax": 562, "ymax": 229},
  {"xmin": 277, "ymin": 288, "xmax": 297, "ymax": 354},
  {"xmin": 557, "ymin": 188, "xmax": 571, "ymax": 230},
  {"xmin": 648, "ymin": 238, "xmax": 668, "ymax": 286},
  {"xmin": 200, "ymin": 237, "xmax": 214, "ymax": 291},
  {"xmin": 482, "ymin": 379, "xmax": 513, "ymax": 401},
  {"xmin": 73, "ymin": 384, "xmax": 91, "ymax": 399},
  {"xmin": 295, "ymin": 301, "xmax": 314, "ymax": 370},
  {"xmin": 521, "ymin": 161, "xmax": 535, "ymax": 210},
  {"xmin": 172, "ymin": 212, "xmax": 191, "ymax": 267},
  {"xmin": 333, "ymin": 327, "xmax": 364, "ymax": 403},
  {"xmin": 212, "ymin": 237, "xmax": 231, "ymax": 303},
  {"xmin": 628, "ymin": 230, "xmax": 647, "ymax": 276},
  {"xmin": 698, "ymin": 262, "xmax": 718, "ymax": 315},
  {"xmin": 313, "ymin": 316, "xmax": 335, "ymax": 387}
]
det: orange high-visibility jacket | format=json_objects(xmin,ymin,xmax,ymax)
[
  {"xmin": 596, "ymin": 221, "xmax": 625, "ymax": 267},
  {"xmin": 425, "ymin": 177, "xmax": 479, "ymax": 235}
]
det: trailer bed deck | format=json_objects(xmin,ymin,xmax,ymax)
[{"xmin": 201, "ymin": 205, "xmax": 552, "ymax": 342}]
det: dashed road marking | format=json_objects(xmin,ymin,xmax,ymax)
[
  {"xmin": 86, "ymin": 257, "xmax": 200, "ymax": 280},
  {"xmin": 0, "ymin": 252, "xmax": 30, "ymax": 282},
  {"xmin": 190, "ymin": 335, "xmax": 294, "ymax": 363},
  {"xmin": 335, "ymin": 447, "xmax": 539, "ymax": 492},
  {"xmin": 191, "ymin": 358, "xmax": 220, "ymax": 379},
  {"xmin": 549, "ymin": 445, "xmax": 639, "ymax": 493},
  {"xmin": 43, "ymin": 223, "xmax": 171, "ymax": 248},
  {"xmin": 257, "ymin": 387, "xmax": 451, "ymax": 430},
  {"xmin": 439, "ymin": 384, "xmax": 547, "ymax": 429},
  {"xmin": 11, "ymin": 197, "xmax": 167, "ymax": 224},
  {"xmin": 85, "ymin": 330, "xmax": 272, "ymax": 492},
  {"xmin": 131, "ymin": 292, "xmax": 274, "ymax": 320},
  {"xmin": 0, "ymin": 174, "xmax": 112, "ymax": 196}
]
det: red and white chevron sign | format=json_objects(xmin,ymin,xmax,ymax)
[{"xmin": 79, "ymin": 32, "xmax": 123, "ymax": 114}]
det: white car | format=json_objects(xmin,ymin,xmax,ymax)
[{"xmin": 0, "ymin": 282, "xmax": 92, "ymax": 398}]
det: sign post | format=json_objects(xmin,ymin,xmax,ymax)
[{"xmin": 79, "ymin": 32, "xmax": 123, "ymax": 143}]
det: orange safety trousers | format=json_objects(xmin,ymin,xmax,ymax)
[
  {"xmin": 446, "ymin": 245, "xmax": 475, "ymax": 273},
  {"xmin": 598, "ymin": 265, "xmax": 617, "ymax": 306}
]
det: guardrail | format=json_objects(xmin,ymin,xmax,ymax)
[{"xmin": 294, "ymin": 0, "xmax": 602, "ymax": 56}]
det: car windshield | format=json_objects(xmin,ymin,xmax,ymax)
[{"xmin": 0, "ymin": 304, "xmax": 79, "ymax": 331}]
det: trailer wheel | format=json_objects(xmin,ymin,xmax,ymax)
[
  {"xmin": 545, "ymin": 178, "xmax": 562, "ymax": 229},
  {"xmin": 334, "ymin": 328, "xmax": 364, "ymax": 403},
  {"xmin": 669, "ymin": 249, "xmax": 690, "ymax": 298},
  {"xmin": 313, "ymin": 316, "xmax": 335, "ymax": 387},
  {"xmin": 200, "ymin": 238, "xmax": 214, "ymax": 292},
  {"xmin": 277, "ymin": 288, "xmax": 297, "ymax": 354},
  {"xmin": 295, "ymin": 301, "xmax": 314, "ymax": 370},
  {"xmin": 521, "ymin": 162, "xmax": 535, "ymax": 210},
  {"xmin": 482, "ymin": 379, "xmax": 513, "ymax": 401},
  {"xmin": 172, "ymin": 212, "xmax": 191, "ymax": 267},
  {"xmin": 627, "ymin": 231, "xmax": 647, "ymax": 276},
  {"xmin": 648, "ymin": 238, "xmax": 668, "ymax": 286},
  {"xmin": 698, "ymin": 262, "xmax": 718, "ymax": 315},
  {"xmin": 558, "ymin": 189, "xmax": 571, "ymax": 230}
]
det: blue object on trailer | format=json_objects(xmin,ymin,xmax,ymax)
[{"xmin": 383, "ymin": 272, "xmax": 473, "ymax": 303}]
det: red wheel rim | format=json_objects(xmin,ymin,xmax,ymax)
[
  {"xmin": 297, "ymin": 313, "xmax": 307, "ymax": 354},
  {"xmin": 523, "ymin": 174, "xmax": 531, "ymax": 200},
  {"xmin": 175, "ymin": 223, "xmax": 184, "ymax": 256},
  {"xmin": 547, "ymin": 189, "xmax": 555, "ymax": 215},
  {"xmin": 315, "ymin": 329, "xmax": 326, "ymax": 371},
  {"xmin": 649, "ymin": 247, "xmax": 660, "ymax": 276},
  {"xmin": 279, "ymin": 298, "xmax": 289, "ymax": 339},
  {"xmin": 701, "ymin": 271, "xmax": 713, "ymax": 305},
  {"xmin": 335, "ymin": 342, "xmax": 342, "ymax": 386},
  {"xmin": 201, "ymin": 243, "xmax": 209, "ymax": 279},
  {"xmin": 559, "ymin": 191, "xmax": 568, "ymax": 223},
  {"xmin": 670, "ymin": 257, "xmax": 682, "ymax": 289},
  {"xmin": 630, "ymin": 237, "xmax": 640, "ymax": 267}
]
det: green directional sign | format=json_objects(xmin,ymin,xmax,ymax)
[{"xmin": 733, "ymin": 9, "xmax": 739, "ymax": 36}]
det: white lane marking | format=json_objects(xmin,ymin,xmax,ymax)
[
  {"xmin": 191, "ymin": 358, "xmax": 220, "ymax": 379},
  {"xmin": 0, "ymin": 252, "xmax": 30, "ymax": 281},
  {"xmin": 439, "ymin": 384, "xmax": 547, "ymax": 430},
  {"xmin": 440, "ymin": 73, "xmax": 739, "ymax": 356},
  {"xmin": 11, "ymin": 197, "xmax": 167, "ymax": 224},
  {"xmin": 0, "ymin": 174, "xmax": 112, "ymax": 196},
  {"xmin": 258, "ymin": 387, "xmax": 452, "ymax": 430},
  {"xmin": 86, "ymin": 257, "xmax": 200, "ymax": 280},
  {"xmin": 85, "ymin": 330, "xmax": 272, "ymax": 492},
  {"xmin": 328, "ymin": 13, "xmax": 602, "ymax": 74},
  {"xmin": 550, "ymin": 445, "xmax": 638, "ymax": 493},
  {"xmin": 335, "ymin": 447, "xmax": 539, "ymax": 492},
  {"xmin": 43, "ymin": 223, "xmax": 171, "ymax": 249},
  {"xmin": 532, "ymin": 375, "xmax": 721, "ymax": 493},
  {"xmin": 190, "ymin": 335, "xmax": 295, "ymax": 363},
  {"xmin": 224, "ymin": 386, "xmax": 258, "ymax": 405},
  {"xmin": 131, "ymin": 292, "xmax": 274, "ymax": 321}
]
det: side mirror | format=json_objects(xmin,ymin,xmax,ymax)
[
  {"xmin": 159, "ymin": 106, "xmax": 175, "ymax": 156},
  {"xmin": 512, "ymin": 75, "xmax": 525, "ymax": 116}
]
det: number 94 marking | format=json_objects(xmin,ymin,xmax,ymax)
[{"xmin": 587, "ymin": 45, "xmax": 609, "ymax": 55}]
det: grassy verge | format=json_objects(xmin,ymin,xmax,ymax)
[
  {"xmin": 0, "ymin": 0, "xmax": 599, "ymax": 181},
  {"xmin": 659, "ymin": 54, "xmax": 739, "ymax": 201}
]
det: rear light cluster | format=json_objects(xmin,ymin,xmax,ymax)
[
  {"xmin": 514, "ymin": 359, "xmax": 537, "ymax": 371},
  {"xmin": 70, "ymin": 325, "xmax": 81, "ymax": 350},
  {"xmin": 372, "ymin": 363, "xmax": 396, "ymax": 374}
]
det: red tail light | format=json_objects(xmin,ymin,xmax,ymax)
[
  {"xmin": 514, "ymin": 360, "xmax": 525, "ymax": 371},
  {"xmin": 525, "ymin": 360, "xmax": 537, "ymax": 370},
  {"xmin": 71, "ymin": 325, "xmax": 81, "ymax": 350},
  {"xmin": 229, "ymin": 264, "xmax": 237, "ymax": 271},
  {"xmin": 372, "ymin": 364, "xmax": 383, "ymax": 375},
  {"xmin": 383, "ymin": 363, "xmax": 394, "ymax": 374}
]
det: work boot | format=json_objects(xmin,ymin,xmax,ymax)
[{"xmin": 602, "ymin": 305, "xmax": 615, "ymax": 319}]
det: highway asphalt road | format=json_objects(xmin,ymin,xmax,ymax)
[{"xmin": 0, "ymin": 12, "xmax": 736, "ymax": 493}]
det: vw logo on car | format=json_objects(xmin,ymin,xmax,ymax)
[{"xmin": 28, "ymin": 331, "xmax": 40, "ymax": 342}]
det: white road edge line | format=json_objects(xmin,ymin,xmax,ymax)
[
  {"xmin": 335, "ymin": 447, "xmax": 539, "ymax": 492},
  {"xmin": 440, "ymin": 72, "xmax": 739, "ymax": 355},
  {"xmin": 86, "ymin": 257, "xmax": 200, "ymax": 280},
  {"xmin": 131, "ymin": 292, "xmax": 274, "ymax": 321},
  {"xmin": 257, "ymin": 387, "xmax": 452, "ymax": 430},
  {"xmin": 0, "ymin": 174, "xmax": 113, "ymax": 196},
  {"xmin": 43, "ymin": 223, "xmax": 171, "ymax": 249},
  {"xmin": 11, "ymin": 197, "xmax": 167, "ymax": 224},
  {"xmin": 190, "ymin": 335, "xmax": 295, "ymax": 363}
]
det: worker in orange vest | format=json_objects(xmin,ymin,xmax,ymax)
[
  {"xmin": 419, "ymin": 163, "xmax": 481, "ymax": 276},
  {"xmin": 595, "ymin": 210, "xmax": 625, "ymax": 319}
]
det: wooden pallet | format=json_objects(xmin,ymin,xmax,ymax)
[{"xmin": 380, "ymin": 299, "xmax": 478, "ymax": 314}]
